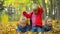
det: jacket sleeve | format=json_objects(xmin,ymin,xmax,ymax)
[
  {"xmin": 38, "ymin": 7, "xmax": 44, "ymax": 14},
  {"xmin": 23, "ymin": 11, "xmax": 31, "ymax": 18}
]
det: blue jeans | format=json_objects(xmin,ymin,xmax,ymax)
[
  {"xmin": 31, "ymin": 26, "xmax": 44, "ymax": 32},
  {"xmin": 43, "ymin": 25, "xmax": 52, "ymax": 32}
]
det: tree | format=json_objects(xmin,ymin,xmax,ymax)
[
  {"xmin": 49, "ymin": 0, "xmax": 53, "ymax": 18},
  {"xmin": 55, "ymin": 0, "xmax": 60, "ymax": 20},
  {"xmin": 0, "ymin": 0, "xmax": 4, "ymax": 22},
  {"xmin": 42, "ymin": 0, "xmax": 47, "ymax": 19},
  {"xmin": 0, "ymin": 0, "xmax": 4, "ymax": 11}
]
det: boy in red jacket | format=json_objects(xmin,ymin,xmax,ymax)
[{"xmin": 23, "ymin": 4, "xmax": 44, "ymax": 34}]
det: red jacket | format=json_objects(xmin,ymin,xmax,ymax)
[{"xmin": 23, "ymin": 7, "xmax": 43, "ymax": 27}]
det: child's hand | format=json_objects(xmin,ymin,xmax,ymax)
[
  {"xmin": 22, "ymin": 10, "xmax": 26, "ymax": 13},
  {"xmin": 22, "ymin": 11, "xmax": 26, "ymax": 14}
]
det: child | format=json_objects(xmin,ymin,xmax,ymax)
[
  {"xmin": 23, "ymin": 4, "xmax": 44, "ymax": 34},
  {"xmin": 43, "ymin": 16, "xmax": 52, "ymax": 34},
  {"xmin": 17, "ymin": 17, "xmax": 30, "ymax": 34}
]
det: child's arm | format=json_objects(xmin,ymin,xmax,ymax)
[
  {"xmin": 23, "ymin": 11, "xmax": 32, "ymax": 18},
  {"xmin": 17, "ymin": 32, "xmax": 22, "ymax": 34},
  {"xmin": 17, "ymin": 32, "xmax": 20, "ymax": 34},
  {"xmin": 38, "ymin": 7, "xmax": 44, "ymax": 14},
  {"xmin": 17, "ymin": 26, "xmax": 21, "ymax": 34}
]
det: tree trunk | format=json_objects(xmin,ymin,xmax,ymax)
[
  {"xmin": 42, "ymin": 0, "xmax": 47, "ymax": 19},
  {"xmin": 55, "ymin": 0, "xmax": 60, "ymax": 20},
  {"xmin": 49, "ymin": 0, "xmax": 53, "ymax": 18}
]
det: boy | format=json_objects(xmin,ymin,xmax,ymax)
[
  {"xmin": 23, "ymin": 4, "xmax": 44, "ymax": 34},
  {"xmin": 17, "ymin": 17, "xmax": 30, "ymax": 34},
  {"xmin": 43, "ymin": 16, "xmax": 52, "ymax": 34}
]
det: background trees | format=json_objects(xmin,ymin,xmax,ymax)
[{"xmin": 0, "ymin": 0, "xmax": 60, "ymax": 22}]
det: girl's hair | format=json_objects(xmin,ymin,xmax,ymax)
[
  {"xmin": 45, "ymin": 16, "xmax": 52, "ymax": 21},
  {"xmin": 45, "ymin": 16, "xmax": 52, "ymax": 23},
  {"xmin": 18, "ymin": 16, "xmax": 29, "ymax": 25},
  {"xmin": 32, "ymin": 4, "xmax": 39, "ymax": 11}
]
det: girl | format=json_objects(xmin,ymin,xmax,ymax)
[{"xmin": 17, "ymin": 17, "xmax": 30, "ymax": 34}]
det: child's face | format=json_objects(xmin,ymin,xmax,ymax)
[
  {"xmin": 19, "ymin": 19, "xmax": 27, "ymax": 28},
  {"xmin": 32, "ymin": 4, "xmax": 38, "ymax": 14},
  {"xmin": 33, "ymin": 9, "xmax": 38, "ymax": 14},
  {"xmin": 46, "ymin": 19, "xmax": 52, "ymax": 25}
]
